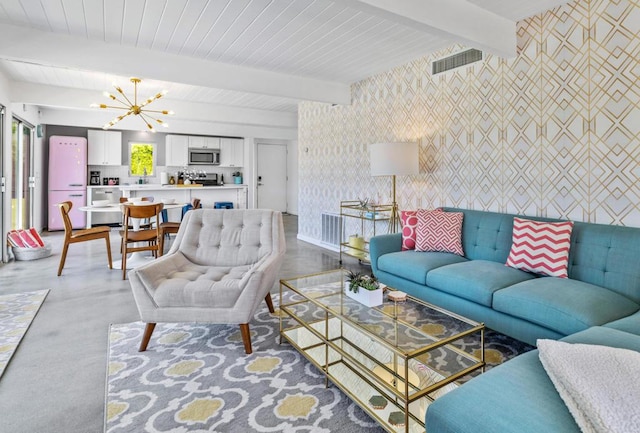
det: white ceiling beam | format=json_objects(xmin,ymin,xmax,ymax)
[
  {"xmin": 10, "ymin": 82, "xmax": 297, "ymax": 129},
  {"xmin": 39, "ymin": 107, "xmax": 297, "ymax": 140},
  {"xmin": 0, "ymin": 23, "xmax": 351, "ymax": 105},
  {"xmin": 345, "ymin": 0, "xmax": 517, "ymax": 57}
]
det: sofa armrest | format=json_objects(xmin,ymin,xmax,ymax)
[{"xmin": 369, "ymin": 233, "xmax": 402, "ymax": 275}]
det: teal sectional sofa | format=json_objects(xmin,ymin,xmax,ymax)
[{"xmin": 368, "ymin": 208, "xmax": 640, "ymax": 432}]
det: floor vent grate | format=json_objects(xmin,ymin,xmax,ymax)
[{"xmin": 321, "ymin": 213, "xmax": 343, "ymax": 248}]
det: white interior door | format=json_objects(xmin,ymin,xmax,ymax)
[{"xmin": 257, "ymin": 144, "xmax": 287, "ymax": 212}]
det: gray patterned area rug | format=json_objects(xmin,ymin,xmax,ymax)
[
  {"xmin": 105, "ymin": 299, "xmax": 533, "ymax": 433},
  {"xmin": 0, "ymin": 289, "xmax": 49, "ymax": 379}
]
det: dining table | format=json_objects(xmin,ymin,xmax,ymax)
[{"xmin": 79, "ymin": 202, "xmax": 186, "ymax": 269}]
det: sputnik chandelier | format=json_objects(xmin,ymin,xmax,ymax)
[{"xmin": 92, "ymin": 77, "xmax": 173, "ymax": 132}]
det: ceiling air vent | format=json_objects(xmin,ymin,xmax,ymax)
[{"xmin": 432, "ymin": 49, "xmax": 483, "ymax": 75}]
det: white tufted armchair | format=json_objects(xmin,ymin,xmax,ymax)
[{"xmin": 128, "ymin": 208, "xmax": 286, "ymax": 354}]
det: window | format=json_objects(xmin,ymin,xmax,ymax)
[{"xmin": 129, "ymin": 142, "xmax": 155, "ymax": 176}]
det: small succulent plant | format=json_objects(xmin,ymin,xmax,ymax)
[{"xmin": 346, "ymin": 270, "xmax": 379, "ymax": 293}]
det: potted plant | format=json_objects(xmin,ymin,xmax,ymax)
[
  {"xmin": 232, "ymin": 171, "xmax": 243, "ymax": 184},
  {"xmin": 345, "ymin": 270, "xmax": 383, "ymax": 307}
]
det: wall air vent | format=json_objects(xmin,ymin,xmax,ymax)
[{"xmin": 432, "ymin": 49, "xmax": 483, "ymax": 75}]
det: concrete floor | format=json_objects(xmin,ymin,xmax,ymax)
[{"xmin": 0, "ymin": 214, "xmax": 367, "ymax": 433}]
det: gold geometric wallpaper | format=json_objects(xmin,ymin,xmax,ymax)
[{"xmin": 298, "ymin": 0, "xmax": 640, "ymax": 243}]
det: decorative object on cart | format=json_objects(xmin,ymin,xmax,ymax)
[
  {"xmin": 233, "ymin": 171, "xmax": 243, "ymax": 184},
  {"xmin": 369, "ymin": 142, "xmax": 419, "ymax": 233},
  {"xmin": 347, "ymin": 234, "xmax": 366, "ymax": 256},
  {"xmin": 357, "ymin": 197, "xmax": 370, "ymax": 212},
  {"xmin": 345, "ymin": 270, "xmax": 383, "ymax": 307},
  {"xmin": 91, "ymin": 77, "xmax": 174, "ymax": 132}
]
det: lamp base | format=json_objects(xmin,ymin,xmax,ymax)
[{"xmin": 389, "ymin": 201, "xmax": 400, "ymax": 233}]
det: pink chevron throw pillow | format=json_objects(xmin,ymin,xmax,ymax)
[
  {"xmin": 505, "ymin": 217, "xmax": 574, "ymax": 278},
  {"xmin": 415, "ymin": 209, "xmax": 464, "ymax": 256}
]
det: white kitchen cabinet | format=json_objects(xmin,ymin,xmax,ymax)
[
  {"xmin": 220, "ymin": 138, "xmax": 244, "ymax": 167},
  {"xmin": 188, "ymin": 136, "xmax": 220, "ymax": 149},
  {"xmin": 87, "ymin": 130, "xmax": 122, "ymax": 165},
  {"xmin": 204, "ymin": 136, "xmax": 220, "ymax": 149},
  {"xmin": 165, "ymin": 134, "xmax": 189, "ymax": 166}
]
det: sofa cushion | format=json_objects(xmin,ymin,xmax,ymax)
[
  {"xmin": 505, "ymin": 217, "xmax": 574, "ymax": 278},
  {"xmin": 416, "ymin": 209, "xmax": 464, "ymax": 255},
  {"xmin": 425, "ymin": 326, "xmax": 640, "ymax": 433},
  {"xmin": 426, "ymin": 260, "xmax": 536, "ymax": 307},
  {"xmin": 377, "ymin": 250, "xmax": 467, "ymax": 285},
  {"xmin": 604, "ymin": 311, "xmax": 640, "ymax": 337},
  {"xmin": 136, "ymin": 252, "xmax": 255, "ymax": 308},
  {"xmin": 568, "ymin": 221, "xmax": 640, "ymax": 304},
  {"xmin": 426, "ymin": 349, "xmax": 579, "ymax": 433},
  {"xmin": 493, "ymin": 278, "xmax": 639, "ymax": 336}
]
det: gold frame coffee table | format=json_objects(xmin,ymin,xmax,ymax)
[{"xmin": 279, "ymin": 269, "xmax": 485, "ymax": 433}]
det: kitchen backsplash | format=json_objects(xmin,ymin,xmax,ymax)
[{"xmin": 88, "ymin": 165, "xmax": 241, "ymax": 185}]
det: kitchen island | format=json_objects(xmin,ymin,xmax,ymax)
[
  {"xmin": 121, "ymin": 184, "xmax": 248, "ymax": 212},
  {"xmin": 83, "ymin": 184, "xmax": 248, "ymax": 228}
]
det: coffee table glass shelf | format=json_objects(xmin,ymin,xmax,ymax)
[{"xmin": 279, "ymin": 269, "xmax": 485, "ymax": 433}]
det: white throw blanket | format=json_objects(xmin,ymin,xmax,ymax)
[{"xmin": 537, "ymin": 339, "xmax": 640, "ymax": 433}]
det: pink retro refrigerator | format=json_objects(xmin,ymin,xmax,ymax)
[{"xmin": 48, "ymin": 136, "xmax": 87, "ymax": 230}]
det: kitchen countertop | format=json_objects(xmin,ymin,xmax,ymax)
[{"xmin": 119, "ymin": 184, "xmax": 247, "ymax": 191}]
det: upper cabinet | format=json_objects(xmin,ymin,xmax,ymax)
[
  {"xmin": 87, "ymin": 130, "xmax": 122, "ymax": 165},
  {"xmin": 166, "ymin": 135, "xmax": 242, "ymax": 167},
  {"xmin": 220, "ymin": 138, "xmax": 244, "ymax": 167},
  {"xmin": 165, "ymin": 134, "xmax": 189, "ymax": 166},
  {"xmin": 189, "ymin": 136, "xmax": 220, "ymax": 149}
]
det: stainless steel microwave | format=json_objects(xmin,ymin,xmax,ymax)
[{"xmin": 188, "ymin": 148, "xmax": 220, "ymax": 165}]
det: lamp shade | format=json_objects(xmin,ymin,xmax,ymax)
[{"xmin": 369, "ymin": 142, "xmax": 419, "ymax": 176}]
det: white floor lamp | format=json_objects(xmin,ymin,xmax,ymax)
[{"xmin": 369, "ymin": 142, "xmax": 419, "ymax": 233}]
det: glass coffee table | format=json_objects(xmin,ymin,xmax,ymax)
[{"xmin": 279, "ymin": 269, "xmax": 485, "ymax": 433}]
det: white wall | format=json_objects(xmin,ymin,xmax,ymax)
[{"xmin": 287, "ymin": 140, "xmax": 298, "ymax": 215}]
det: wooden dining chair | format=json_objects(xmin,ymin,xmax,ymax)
[
  {"xmin": 119, "ymin": 196, "xmax": 154, "ymax": 229},
  {"xmin": 57, "ymin": 201, "xmax": 113, "ymax": 276},
  {"xmin": 159, "ymin": 198, "xmax": 201, "ymax": 255},
  {"xmin": 120, "ymin": 202, "xmax": 163, "ymax": 279}
]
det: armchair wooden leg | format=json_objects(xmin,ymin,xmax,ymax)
[
  {"xmin": 265, "ymin": 293, "xmax": 275, "ymax": 314},
  {"xmin": 57, "ymin": 243, "xmax": 70, "ymax": 276},
  {"xmin": 240, "ymin": 323, "xmax": 252, "ymax": 354},
  {"xmin": 139, "ymin": 323, "xmax": 156, "ymax": 352}
]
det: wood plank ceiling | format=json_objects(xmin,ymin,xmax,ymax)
[{"xmin": 0, "ymin": 0, "xmax": 571, "ymax": 134}]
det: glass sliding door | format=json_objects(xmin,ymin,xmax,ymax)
[
  {"xmin": 0, "ymin": 106, "xmax": 4, "ymax": 250},
  {"xmin": 11, "ymin": 117, "xmax": 34, "ymax": 230}
]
